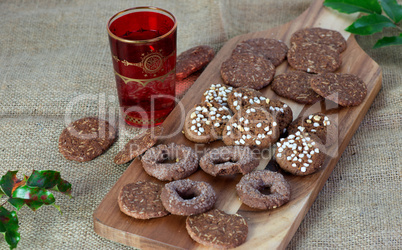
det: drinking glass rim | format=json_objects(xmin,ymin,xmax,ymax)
[{"xmin": 107, "ymin": 6, "xmax": 177, "ymax": 44}]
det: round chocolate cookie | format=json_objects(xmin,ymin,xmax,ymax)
[
  {"xmin": 222, "ymin": 105, "xmax": 280, "ymax": 149},
  {"xmin": 287, "ymin": 112, "xmax": 337, "ymax": 145},
  {"xmin": 201, "ymin": 83, "xmax": 233, "ymax": 107},
  {"xmin": 176, "ymin": 45, "xmax": 215, "ymax": 80},
  {"xmin": 161, "ymin": 179, "xmax": 216, "ymax": 216},
  {"xmin": 118, "ymin": 181, "xmax": 169, "ymax": 220},
  {"xmin": 236, "ymin": 170, "xmax": 291, "ymax": 210},
  {"xmin": 114, "ymin": 126, "xmax": 163, "ymax": 165},
  {"xmin": 220, "ymin": 53, "xmax": 275, "ymax": 89},
  {"xmin": 186, "ymin": 209, "xmax": 248, "ymax": 249},
  {"xmin": 287, "ymin": 42, "xmax": 341, "ymax": 73},
  {"xmin": 271, "ymin": 71, "xmax": 324, "ymax": 104},
  {"xmin": 199, "ymin": 146, "xmax": 259, "ymax": 176},
  {"xmin": 232, "ymin": 38, "xmax": 288, "ymax": 66},
  {"xmin": 141, "ymin": 143, "xmax": 199, "ymax": 181},
  {"xmin": 275, "ymin": 131, "xmax": 325, "ymax": 175},
  {"xmin": 310, "ymin": 73, "xmax": 367, "ymax": 106},
  {"xmin": 183, "ymin": 102, "xmax": 232, "ymax": 143},
  {"xmin": 58, "ymin": 117, "xmax": 116, "ymax": 162},
  {"xmin": 291, "ymin": 27, "xmax": 347, "ymax": 53}
]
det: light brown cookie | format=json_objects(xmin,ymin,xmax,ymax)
[
  {"xmin": 220, "ymin": 53, "xmax": 275, "ymax": 90},
  {"xmin": 199, "ymin": 146, "xmax": 259, "ymax": 176},
  {"xmin": 275, "ymin": 131, "xmax": 325, "ymax": 175},
  {"xmin": 310, "ymin": 73, "xmax": 367, "ymax": 106},
  {"xmin": 287, "ymin": 42, "xmax": 341, "ymax": 73},
  {"xmin": 58, "ymin": 117, "xmax": 116, "ymax": 162},
  {"xmin": 186, "ymin": 209, "xmax": 248, "ymax": 249},
  {"xmin": 236, "ymin": 170, "xmax": 291, "ymax": 210},
  {"xmin": 232, "ymin": 38, "xmax": 288, "ymax": 66},
  {"xmin": 183, "ymin": 102, "xmax": 232, "ymax": 143},
  {"xmin": 161, "ymin": 179, "xmax": 216, "ymax": 216},
  {"xmin": 271, "ymin": 71, "xmax": 324, "ymax": 104},
  {"xmin": 114, "ymin": 126, "xmax": 163, "ymax": 165},
  {"xmin": 118, "ymin": 181, "xmax": 169, "ymax": 219},
  {"xmin": 222, "ymin": 105, "xmax": 280, "ymax": 149},
  {"xmin": 291, "ymin": 27, "xmax": 347, "ymax": 53},
  {"xmin": 176, "ymin": 45, "xmax": 215, "ymax": 80},
  {"xmin": 200, "ymin": 83, "xmax": 233, "ymax": 107},
  {"xmin": 141, "ymin": 143, "xmax": 199, "ymax": 181}
]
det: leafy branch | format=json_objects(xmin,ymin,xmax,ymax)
[
  {"xmin": 324, "ymin": 0, "xmax": 402, "ymax": 48},
  {"xmin": 0, "ymin": 170, "xmax": 72, "ymax": 249}
]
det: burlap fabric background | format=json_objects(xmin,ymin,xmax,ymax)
[{"xmin": 0, "ymin": 0, "xmax": 400, "ymax": 249}]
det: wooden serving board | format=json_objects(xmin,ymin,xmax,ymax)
[{"xmin": 94, "ymin": 0, "xmax": 382, "ymax": 249}]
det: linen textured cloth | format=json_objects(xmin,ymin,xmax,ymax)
[{"xmin": 0, "ymin": 0, "xmax": 400, "ymax": 249}]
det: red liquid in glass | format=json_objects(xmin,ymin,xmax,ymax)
[{"xmin": 108, "ymin": 11, "xmax": 176, "ymax": 127}]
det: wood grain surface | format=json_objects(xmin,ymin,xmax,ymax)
[{"xmin": 93, "ymin": 0, "xmax": 382, "ymax": 249}]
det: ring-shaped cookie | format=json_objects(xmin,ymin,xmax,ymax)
[
  {"xmin": 236, "ymin": 170, "xmax": 290, "ymax": 210},
  {"xmin": 161, "ymin": 179, "xmax": 217, "ymax": 216},
  {"xmin": 141, "ymin": 143, "xmax": 199, "ymax": 181}
]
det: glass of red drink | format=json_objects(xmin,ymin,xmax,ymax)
[{"xmin": 107, "ymin": 7, "xmax": 177, "ymax": 127}]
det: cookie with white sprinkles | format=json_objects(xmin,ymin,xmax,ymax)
[
  {"xmin": 183, "ymin": 102, "xmax": 232, "ymax": 143},
  {"xmin": 275, "ymin": 131, "xmax": 325, "ymax": 175},
  {"xmin": 200, "ymin": 83, "xmax": 233, "ymax": 107},
  {"xmin": 222, "ymin": 105, "xmax": 279, "ymax": 149},
  {"xmin": 186, "ymin": 209, "xmax": 248, "ymax": 249}
]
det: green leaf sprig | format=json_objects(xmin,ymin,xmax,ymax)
[
  {"xmin": 324, "ymin": 0, "xmax": 402, "ymax": 48},
  {"xmin": 0, "ymin": 170, "xmax": 72, "ymax": 249}
]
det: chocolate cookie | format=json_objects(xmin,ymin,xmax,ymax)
[
  {"xmin": 161, "ymin": 179, "xmax": 216, "ymax": 216},
  {"xmin": 118, "ymin": 181, "xmax": 169, "ymax": 219},
  {"xmin": 236, "ymin": 170, "xmax": 291, "ymax": 210},
  {"xmin": 271, "ymin": 71, "xmax": 324, "ymax": 104},
  {"xmin": 222, "ymin": 105, "xmax": 280, "ymax": 149},
  {"xmin": 258, "ymin": 100, "xmax": 293, "ymax": 135},
  {"xmin": 114, "ymin": 126, "xmax": 163, "ymax": 165},
  {"xmin": 176, "ymin": 45, "xmax": 215, "ymax": 80},
  {"xmin": 287, "ymin": 42, "xmax": 341, "ymax": 73},
  {"xmin": 186, "ymin": 209, "xmax": 248, "ymax": 249},
  {"xmin": 310, "ymin": 73, "xmax": 367, "ymax": 106},
  {"xmin": 287, "ymin": 112, "xmax": 337, "ymax": 145},
  {"xmin": 275, "ymin": 131, "xmax": 325, "ymax": 175},
  {"xmin": 201, "ymin": 83, "xmax": 233, "ymax": 107},
  {"xmin": 291, "ymin": 27, "xmax": 347, "ymax": 53},
  {"xmin": 141, "ymin": 143, "xmax": 199, "ymax": 181},
  {"xmin": 58, "ymin": 117, "xmax": 116, "ymax": 162},
  {"xmin": 183, "ymin": 102, "xmax": 232, "ymax": 143},
  {"xmin": 220, "ymin": 53, "xmax": 275, "ymax": 89},
  {"xmin": 199, "ymin": 146, "xmax": 259, "ymax": 176},
  {"xmin": 232, "ymin": 38, "xmax": 288, "ymax": 66}
]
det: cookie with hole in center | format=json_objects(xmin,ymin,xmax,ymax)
[
  {"xmin": 287, "ymin": 42, "xmax": 341, "ymax": 73},
  {"xmin": 114, "ymin": 126, "xmax": 163, "ymax": 165},
  {"xmin": 186, "ymin": 209, "xmax": 248, "ymax": 249},
  {"xmin": 287, "ymin": 112, "xmax": 337, "ymax": 145},
  {"xmin": 275, "ymin": 131, "xmax": 325, "ymax": 175},
  {"xmin": 291, "ymin": 27, "xmax": 347, "ymax": 53},
  {"xmin": 183, "ymin": 102, "xmax": 232, "ymax": 143},
  {"xmin": 58, "ymin": 117, "xmax": 116, "ymax": 162},
  {"xmin": 200, "ymin": 83, "xmax": 233, "ymax": 107},
  {"xmin": 118, "ymin": 181, "xmax": 169, "ymax": 219},
  {"xmin": 232, "ymin": 38, "xmax": 288, "ymax": 66},
  {"xmin": 222, "ymin": 105, "xmax": 279, "ymax": 149},
  {"xmin": 310, "ymin": 73, "xmax": 367, "ymax": 107},
  {"xmin": 271, "ymin": 71, "xmax": 324, "ymax": 104},
  {"xmin": 176, "ymin": 45, "xmax": 215, "ymax": 80},
  {"xmin": 220, "ymin": 53, "xmax": 275, "ymax": 90}
]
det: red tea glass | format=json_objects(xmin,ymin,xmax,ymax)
[{"xmin": 107, "ymin": 7, "xmax": 177, "ymax": 127}]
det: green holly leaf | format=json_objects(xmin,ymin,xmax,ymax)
[
  {"xmin": 373, "ymin": 33, "xmax": 402, "ymax": 48},
  {"xmin": 24, "ymin": 200, "xmax": 45, "ymax": 211},
  {"xmin": 380, "ymin": 0, "xmax": 402, "ymax": 23},
  {"xmin": 12, "ymin": 186, "xmax": 55, "ymax": 205},
  {"xmin": 55, "ymin": 179, "xmax": 72, "ymax": 198},
  {"xmin": 27, "ymin": 170, "xmax": 61, "ymax": 189},
  {"xmin": 7, "ymin": 198, "xmax": 26, "ymax": 211},
  {"xmin": 0, "ymin": 206, "xmax": 20, "ymax": 249},
  {"xmin": 0, "ymin": 171, "xmax": 19, "ymax": 197},
  {"xmin": 346, "ymin": 14, "xmax": 396, "ymax": 35},
  {"xmin": 324, "ymin": 0, "xmax": 382, "ymax": 14}
]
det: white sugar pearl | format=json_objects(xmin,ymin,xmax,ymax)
[{"xmin": 301, "ymin": 167, "xmax": 307, "ymax": 172}]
